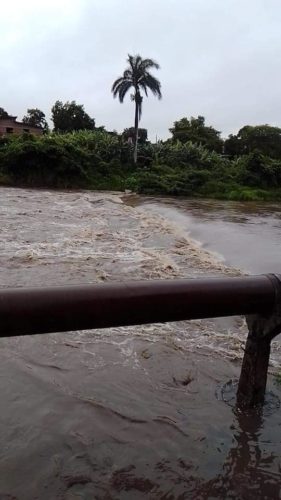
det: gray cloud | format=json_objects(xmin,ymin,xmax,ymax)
[{"xmin": 1, "ymin": 0, "xmax": 281, "ymax": 139}]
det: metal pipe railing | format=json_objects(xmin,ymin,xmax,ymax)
[
  {"xmin": 0, "ymin": 275, "xmax": 277, "ymax": 336},
  {"xmin": 1, "ymin": 273, "xmax": 281, "ymax": 408}
]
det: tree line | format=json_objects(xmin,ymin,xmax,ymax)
[
  {"xmin": 1, "ymin": 103, "xmax": 281, "ymax": 163},
  {"xmin": 0, "ymin": 127, "xmax": 281, "ymax": 201},
  {"xmin": 1, "ymin": 53, "xmax": 281, "ymax": 163},
  {"xmin": 1, "ymin": 53, "xmax": 281, "ymax": 200}
]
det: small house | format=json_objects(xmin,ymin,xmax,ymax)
[{"xmin": 0, "ymin": 116, "xmax": 43, "ymax": 136}]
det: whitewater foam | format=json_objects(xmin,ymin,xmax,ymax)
[{"xmin": 0, "ymin": 187, "xmax": 279, "ymax": 370}]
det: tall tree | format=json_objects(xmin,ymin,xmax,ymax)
[
  {"xmin": 22, "ymin": 108, "xmax": 49, "ymax": 132},
  {"xmin": 169, "ymin": 116, "xmax": 223, "ymax": 153},
  {"xmin": 0, "ymin": 107, "xmax": 9, "ymax": 118},
  {"xmin": 112, "ymin": 54, "xmax": 161, "ymax": 163},
  {"xmin": 51, "ymin": 101, "xmax": 95, "ymax": 133},
  {"xmin": 225, "ymin": 124, "xmax": 281, "ymax": 159}
]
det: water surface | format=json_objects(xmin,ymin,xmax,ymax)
[
  {"xmin": 0, "ymin": 188, "xmax": 280, "ymax": 499},
  {"xmin": 136, "ymin": 196, "xmax": 281, "ymax": 274}
]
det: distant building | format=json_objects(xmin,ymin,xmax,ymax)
[{"xmin": 0, "ymin": 116, "xmax": 43, "ymax": 136}]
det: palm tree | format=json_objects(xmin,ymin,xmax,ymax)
[{"xmin": 112, "ymin": 54, "xmax": 162, "ymax": 163}]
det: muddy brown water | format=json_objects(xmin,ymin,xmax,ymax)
[
  {"xmin": 136, "ymin": 196, "xmax": 281, "ymax": 274},
  {"xmin": 0, "ymin": 188, "xmax": 281, "ymax": 499}
]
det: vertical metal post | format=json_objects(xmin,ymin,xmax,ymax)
[
  {"xmin": 237, "ymin": 334, "xmax": 271, "ymax": 407},
  {"xmin": 237, "ymin": 275, "xmax": 281, "ymax": 408}
]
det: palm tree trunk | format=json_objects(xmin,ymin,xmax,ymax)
[{"xmin": 133, "ymin": 100, "xmax": 139, "ymax": 164}]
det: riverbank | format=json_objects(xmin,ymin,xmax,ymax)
[
  {"xmin": 1, "ymin": 131, "xmax": 281, "ymax": 201},
  {"xmin": 0, "ymin": 187, "xmax": 281, "ymax": 498},
  {"xmin": 2, "ymin": 171, "xmax": 281, "ymax": 202}
]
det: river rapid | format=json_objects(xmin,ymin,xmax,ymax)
[{"xmin": 0, "ymin": 187, "xmax": 281, "ymax": 499}]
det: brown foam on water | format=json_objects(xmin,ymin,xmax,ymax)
[{"xmin": 0, "ymin": 188, "xmax": 281, "ymax": 498}]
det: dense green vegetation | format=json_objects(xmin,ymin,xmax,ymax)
[
  {"xmin": 51, "ymin": 101, "xmax": 95, "ymax": 133},
  {"xmin": 1, "ymin": 127, "xmax": 281, "ymax": 201},
  {"xmin": 122, "ymin": 127, "xmax": 148, "ymax": 145},
  {"xmin": 169, "ymin": 116, "xmax": 223, "ymax": 153},
  {"xmin": 0, "ymin": 131, "xmax": 131, "ymax": 189},
  {"xmin": 22, "ymin": 108, "xmax": 49, "ymax": 132},
  {"xmin": 225, "ymin": 125, "xmax": 281, "ymax": 159}
]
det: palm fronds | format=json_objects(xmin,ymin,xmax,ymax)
[{"xmin": 111, "ymin": 54, "xmax": 162, "ymax": 107}]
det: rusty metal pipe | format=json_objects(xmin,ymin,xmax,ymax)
[{"xmin": 0, "ymin": 275, "xmax": 277, "ymax": 337}]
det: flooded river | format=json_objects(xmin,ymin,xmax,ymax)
[
  {"xmin": 137, "ymin": 197, "xmax": 281, "ymax": 275},
  {"xmin": 0, "ymin": 188, "xmax": 281, "ymax": 499}
]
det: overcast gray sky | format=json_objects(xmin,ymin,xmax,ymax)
[{"xmin": 1, "ymin": 0, "xmax": 280, "ymax": 139}]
